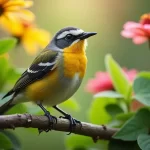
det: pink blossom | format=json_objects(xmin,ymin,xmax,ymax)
[
  {"xmin": 85, "ymin": 69, "xmax": 137, "ymax": 94},
  {"xmin": 123, "ymin": 68, "xmax": 138, "ymax": 81},
  {"xmin": 121, "ymin": 13, "xmax": 150, "ymax": 44},
  {"xmin": 85, "ymin": 72, "xmax": 113, "ymax": 94}
]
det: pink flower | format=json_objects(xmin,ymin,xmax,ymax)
[
  {"xmin": 85, "ymin": 68, "xmax": 137, "ymax": 94},
  {"xmin": 123, "ymin": 68, "xmax": 138, "ymax": 81},
  {"xmin": 85, "ymin": 72, "xmax": 113, "ymax": 94},
  {"xmin": 121, "ymin": 13, "xmax": 150, "ymax": 44}
]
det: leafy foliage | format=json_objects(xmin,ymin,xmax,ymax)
[
  {"xmin": 105, "ymin": 104, "xmax": 124, "ymax": 118},
  {"xmin": 133, "ymin": 72, "xmax": 150, "ymax": 106},
  {"xmin": 137, "ymin": 134, "xmax": 150, "ymax": 150},
  {"xmin": 88, "ymin": 98, "xmax": 116, "ymax": 124},
  {"xmin": 0, "ymin": 38, "xmax": 23, "ymax": 149},
  {"xmin": 115, "ymin": 112, "xmax": 135, "ymax": 122},
  {"xmin": 105, "ymin": 54, "xmax": 132, "ymax": 100},
  {"xmin": 94, "ymin": 91, "xmax": 123, "ymax": 99},
  {"xmin": 83, "ymin": 55, "xmax": 150, "ymax": 150},
  {"xmin": 113, "ymin": 108, "xmax": 150, "ymax": 141}
]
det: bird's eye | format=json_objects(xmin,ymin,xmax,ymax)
[{"xmin": 65, "ymin": 34, "xmax": 73, "ymax": 40}]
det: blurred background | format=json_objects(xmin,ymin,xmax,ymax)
[{"xmin": 1, "ymin": 0, "xmax": 150, "ymax": 149}]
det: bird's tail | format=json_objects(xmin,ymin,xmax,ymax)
[
  {"xmin": 0, "ymin": 90, "xmax": 15, "ymax": 115},
  {"xmin": 0, "ymin": 99, "xmax": 15, "ymax": 115}
]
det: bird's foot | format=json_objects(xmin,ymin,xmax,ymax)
[
  {"xmin": 38, "ymin": 111, "xmax": 57, "ymax": 134},
  {"xmin": 60, "ymin": 114, "xmax": 82, "ymax": 135}
]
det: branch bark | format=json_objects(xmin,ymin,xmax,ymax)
[{"xmin": 0, "ymin": 114, "xmax": 118, "ymax": 140}]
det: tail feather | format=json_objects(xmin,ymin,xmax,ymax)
[
  {"xmin": 2, "ymin": 89, "xmax": 14, "ymax": 100},
  {"xmin": 0, "ymin": 99, "xmax": 15, "ymax": 114},
  {"xmin": 0, "ymin": 90, "xmax": 16, "ymax": 115}
]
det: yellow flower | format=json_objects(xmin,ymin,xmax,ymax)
[
  {"xmin": 1, "ymin": 19, "xmax": 50, "ymax": 55},
  {"xmin": 0, "ymin": 0, "xmax": 34, "ymax": 22}
]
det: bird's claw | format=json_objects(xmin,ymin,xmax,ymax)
[
  {"xmin": 38, "ymin": 111, "xmax": 57, "ymax": 134},
  {"xmin": 59, "ymin": 114, "xmax": 82, "ymax": 135}
]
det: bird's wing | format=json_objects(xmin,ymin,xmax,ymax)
[{"xmin": 2, "ymin": 50, "xmax": 59, "ymax": 99}]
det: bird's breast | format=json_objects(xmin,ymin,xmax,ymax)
[{"xmin": 62, "ymin": 52, "xmax": 87, "ymax": 79}]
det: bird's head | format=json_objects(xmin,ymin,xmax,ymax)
[{"xmin": 46, "ymin": 27, "xmax": 97, "ymax": 53}]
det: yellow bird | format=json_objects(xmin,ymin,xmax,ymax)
[{"xmin": 0, "ymin": 27, "xmax": 97, "ymax": 132}]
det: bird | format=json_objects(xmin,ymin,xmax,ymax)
[{"xmin": 0, "ymin": 27, "xmax": 97, "ymax": 132}]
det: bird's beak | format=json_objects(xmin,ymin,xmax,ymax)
[{"xmin": 78, "ymin": 32, "xmax": 97, "ymax": 40}]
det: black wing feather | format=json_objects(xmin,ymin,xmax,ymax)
[{"xmin": 2, "ymin": 50, "xmax": 58, "ymax": 99}]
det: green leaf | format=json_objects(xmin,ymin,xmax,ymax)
[
  {"xmin": 0, "ymin": 132, "xmax": 13, "ymax": 149},
  {"xmin": 60, "ymin": 99, "xmax": 80, "ymax": 112},
  {"xmin": 105, "ymin": 54, "xmax": 131, "ymax": 99},
  {"xmin": 94, "ymin": 91, "xmax": 123, "ymax": 99},
  {"xmin": 137, "ymin": 134, "xmax": 150, "ymax": 150},
  {"xmin": 0, "ymin": 38, "xmax": 17, "ymax": 55},
  {"xmin": 137, "ymin": 71, "xmax": 150, "ymax": 78},
  {"xmin": 133, "ymin": 74, "xmax": 150, "ymax": 106},
  {"xmin": 109, "ymin": 139, "xmax": 140, "ymax": 150},
  {"xmin": 109, "ymin": 112, "xmax": 135, "ymax": 128},
  {"xmin": 1, "ymin": 130, "xmax": 21, "ymax": 150},
  {"xmin": 105, "ymin": 104, "xmax": 124, "ymax": 118},
  {"xmin": 116, "ymin": 112, "xmax": 135, "ymax": 122},
  {"xmin": 113, "ymin": 108, "xmax": 150, "ymax": 141},
  {"xmin": 88, "ymin": 98, "xmax": 116, "ymax": 124}
]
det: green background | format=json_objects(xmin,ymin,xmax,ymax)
[{"xmin": 4, "ymin": 0, "xmax": 150, "ymax": 149}]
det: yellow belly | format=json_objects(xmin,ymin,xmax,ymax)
[{"xmin": 25, "ymin": 70, "xmax": 59, "ymax": 101}]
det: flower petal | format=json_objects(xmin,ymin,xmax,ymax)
[
  {"xmin": 0, "ymin": 0, "xmax": 8, "ymax": 5},
  {"xmin": 22, "ymin": 27, "xmax": 50, "ymax": 55},
  {"xmin": 3, "ymin": 0, "xmax": 32, "ymax": 8},
  {"xmin": 124, "ymin": 69, "xmax": 138, "ymax": 82},
  {"xmin": 123, "ymin": 21, "xmax": 142, "ymax": 30},
  {"xmin": 85, "ymin": 72, "xmax": 113, "ymax": 94},
  {"xmin": 18, "ymin": 9, "xmax": 35, "ymax": 21},
  {"xmin": 0, "ymin": 16, "xmax": 24, "ymax": 35},
  {"xmin": 143, "ymin": 24, "xmax": 150, "ymax": 35},
  {"xmin": 121, "ymin": 30, "xmax": 134, "ymax": 38},
  {"xmin": 23, "ymin": 0, "xmax": 33, "ymax": 8},
  {"xmin": 133, "ymin": 36, "xmax": 148, "ymax": 44}
]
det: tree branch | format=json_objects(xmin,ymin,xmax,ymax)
[{"xmin": 0, "ymin": 114, "xmax": 118, "ymax": 140}]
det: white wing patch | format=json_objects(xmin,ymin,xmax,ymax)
[
  {"xmin": 38, "ymin": 62, "xmax": 55, "ymax": 66},
  {"xmin": 27, "ymin": 68, "xmax": 39, "ymax": 73},
  {"xmin": 57, "ymin": 29, "xmax": 84, "ymax": 39},
  {"xmin": 27, "ymin": 61, "xmax": 56, "ymax": 74}
]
